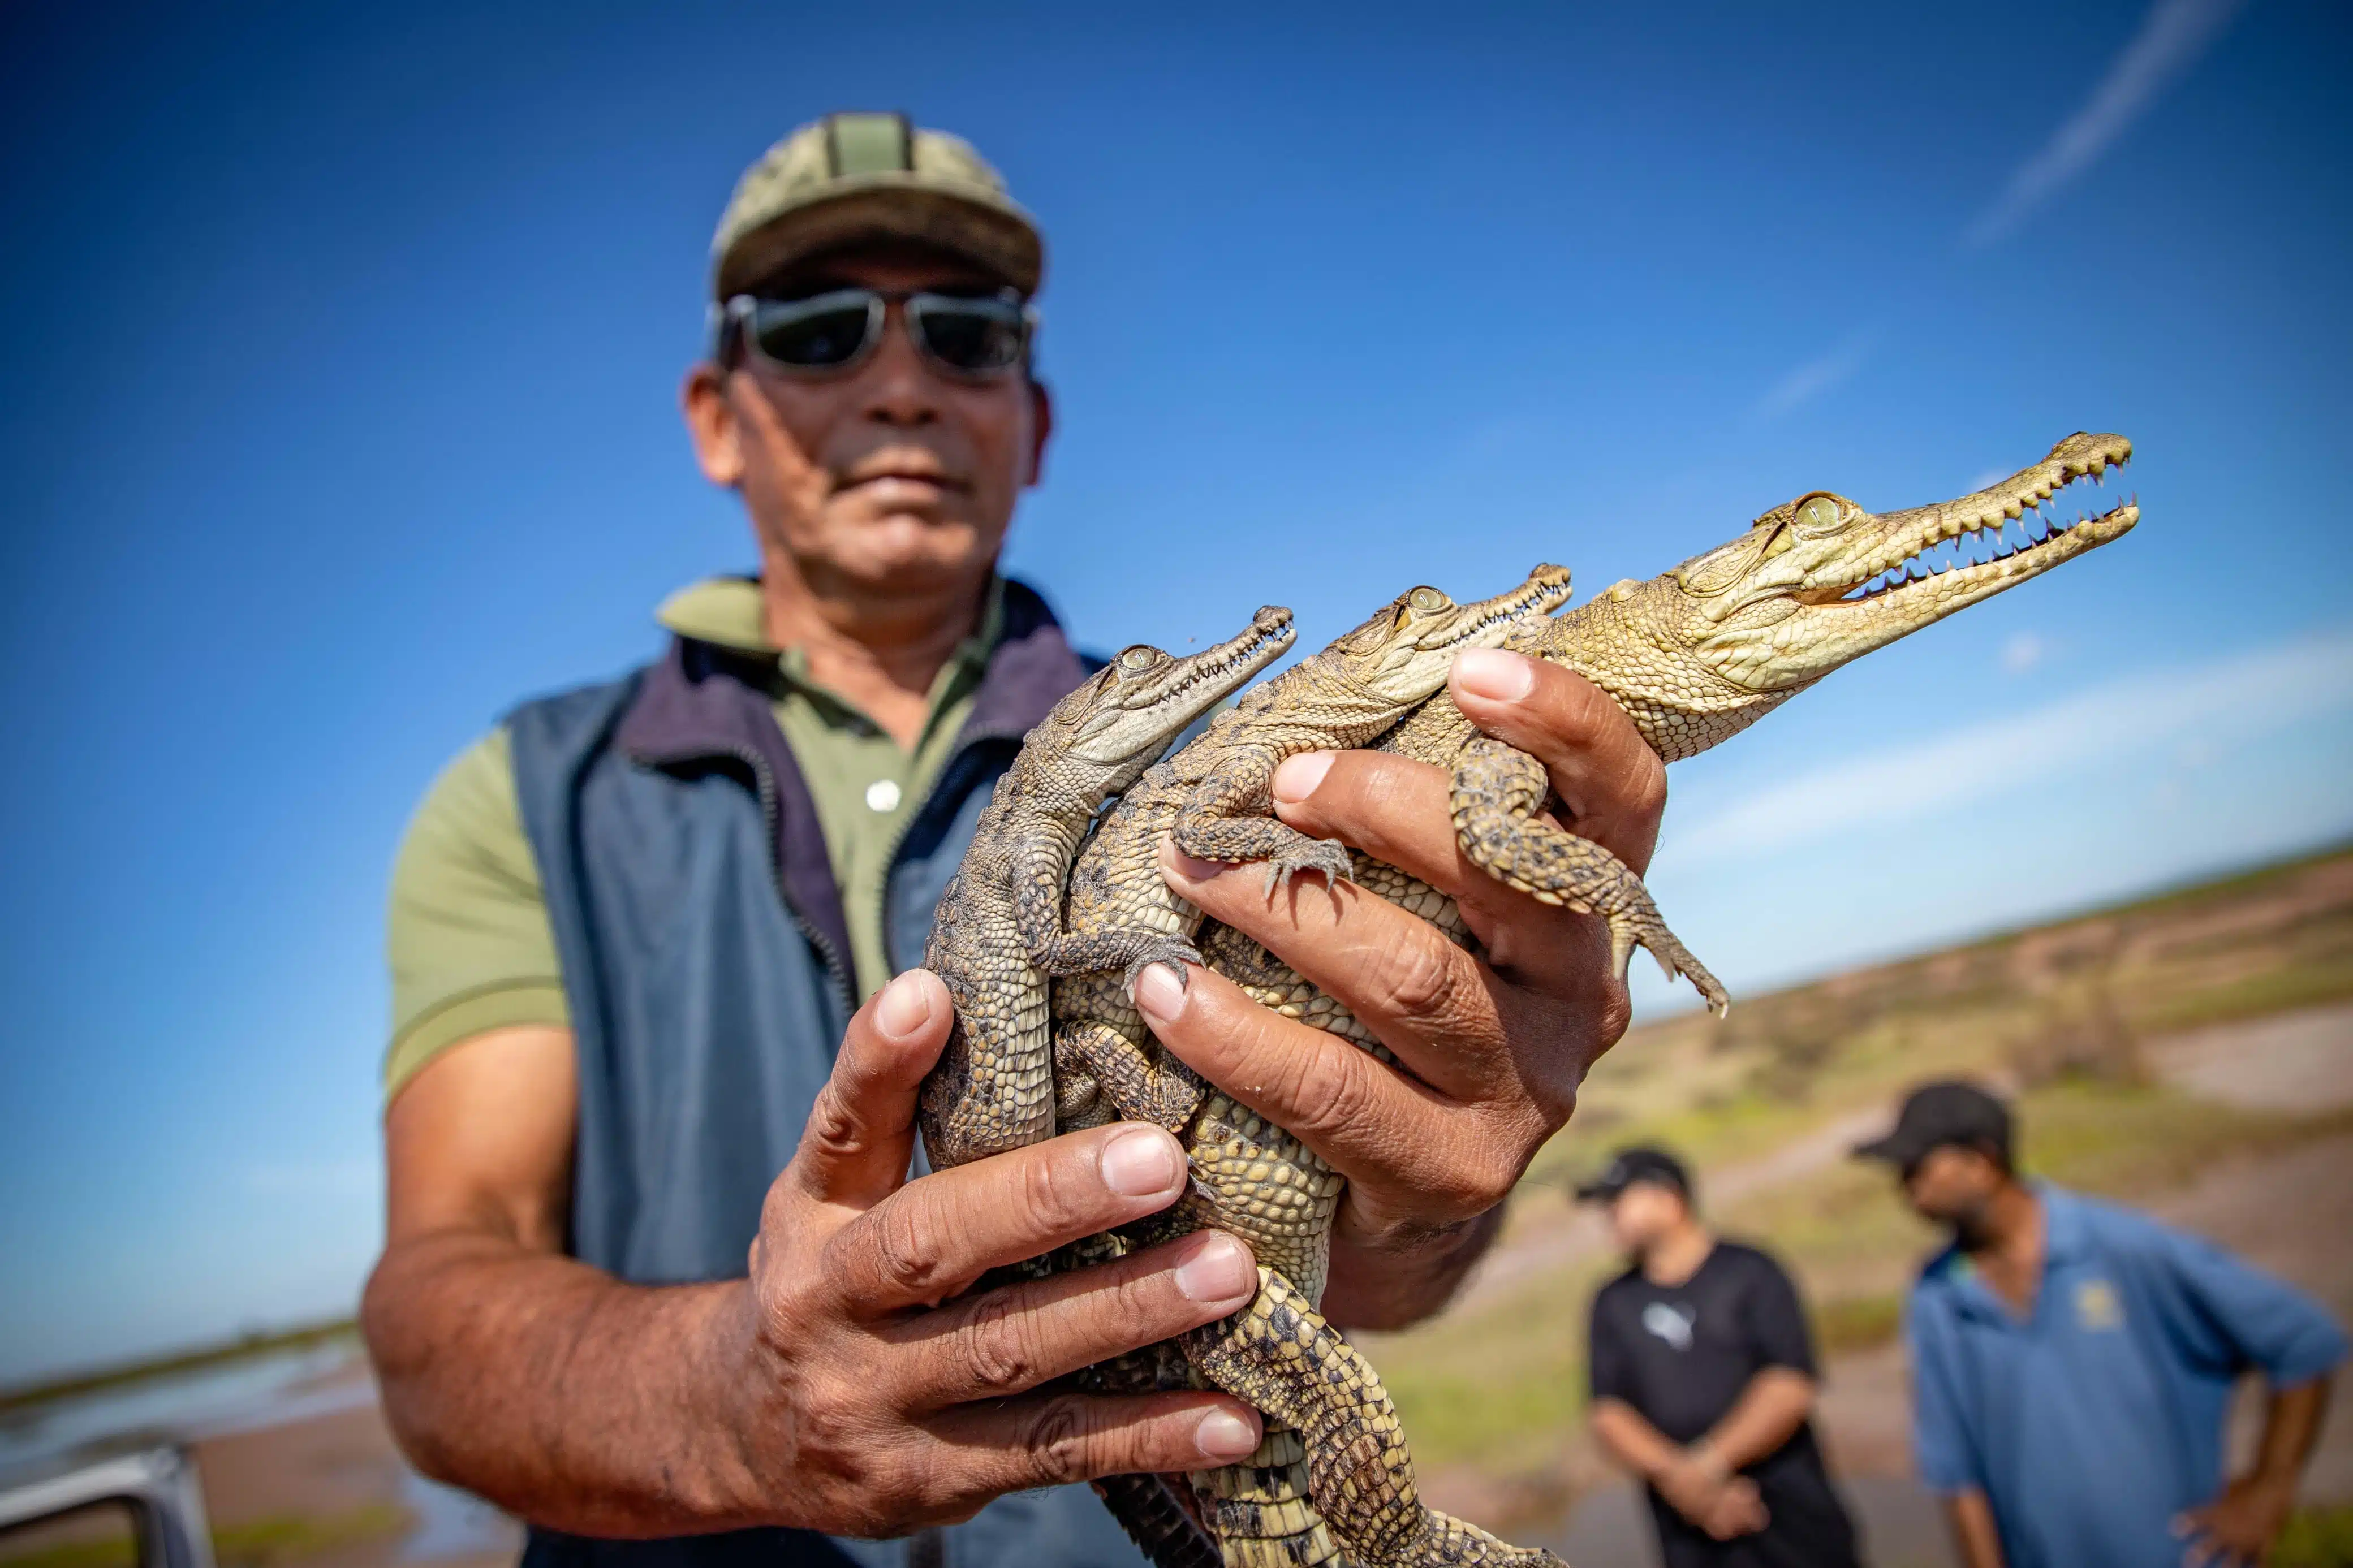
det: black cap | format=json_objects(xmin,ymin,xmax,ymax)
[
  {"xmin": 1575, "ymin": 1146, "xmax": 1692, "ymax": 1203},
  {"xmin": 1852, "ymin": 1080, "xmax": 2012, "ymax": 1169}
]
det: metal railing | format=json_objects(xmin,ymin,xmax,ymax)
[{"xmin": 0, "ymin": 1448, "xmax": 216, "ymax": 1568}]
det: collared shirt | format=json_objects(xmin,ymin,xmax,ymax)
[
  {"xmin": 383, "ymin": 574, "xmax": 1004, "ymax": 1099},
  {"xmin": 1906, "ymin": 1183, "xmax": 2347, "ymax": 1568},
  {"xmin": 654, "ymin": 574, "xmax": 1004, "ymax": 1002}
]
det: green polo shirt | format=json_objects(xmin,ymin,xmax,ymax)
[{"xmin": 383, "ymin": 576, "xmax": 1003, "ymax": 1100}]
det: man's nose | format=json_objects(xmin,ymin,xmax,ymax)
[{"xmin": 856, "ymin": 304, "xmax": 941, "ymax": 427}]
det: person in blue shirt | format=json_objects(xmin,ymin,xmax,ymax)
[{"xmin": 1854, "ymin": 1081, "xmax": 2345, "ymax": 1568}]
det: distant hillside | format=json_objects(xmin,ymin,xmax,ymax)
[{"xmin": 1539, "ymin": 839, "xmax": 2353, "ymax": 1185}]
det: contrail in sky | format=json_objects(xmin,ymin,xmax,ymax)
[
  {"xmin": 1752, "ymin": 331, "xmax": 1877, "ymax": 420},
  {"xmin": 1966, "ymin": 0, "xmax": 2251, "ymax": 248}
]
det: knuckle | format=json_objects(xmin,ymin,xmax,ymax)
[
  {"xmin": 958, "ymin": 1288, "xmax": 1047, "ymax": 1393},
  {"xmin": 1368, "ymin": 922, "xmax": 1473, "ymax": 1026},
  {"xmin": 1425, "ymin": 1148, "xmax": 1504, "ymax": 1217},
  {"xmin": 801, "ymin": 1082, "xmax": 865, "ymax": 1163},
  {"xmin": 1018, "ymin": 1395, "xmax": 1102, "ymax": 1485},
  {"xmin": 861, "ymin": 1199, "xmax": 952, "ymax": 1301},
  {"xmin": 1278, "ymin": 1040, "xmax": 1378, "ymax": 1142},
  {"xmin": 1018, "ymin": 1144, "xmax": 1097, "ymax": 1235}
]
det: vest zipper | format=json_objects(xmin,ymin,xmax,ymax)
[{"xmin": 725, "ymin": 741, "xmax": 857, "ymax": 1021}]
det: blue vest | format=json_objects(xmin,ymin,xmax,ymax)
[{"xmin": 504, "ymin": 581, "xmax": 1146, "ymax": 1568}]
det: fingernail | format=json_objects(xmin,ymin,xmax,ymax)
[
  {"xmin": 1132, "ymin": 961, "xmax": 1188, "ymax": 1023},
  {"xmin": 1157, "ymin": 841, "xmax": 1227, "ymax": 887},
  {"xmin": 1272, "ymin": 751, "xmax": 1335, "ymax": 805},
  {"xmin": 874, "ymin": 971, "xmax": 932, "ymax": 1039},
  {"xmin": 1100, "ymin": 1126, "xmax": 1182, "ymax": 1198},
  {"xmin": 1195, "ymin": 1407, "xmax": 1261, "ymax": 1462},
  {"xmin": 1453, "ymin": 647, "xmax": 1534, "ymax": 701},
  {"xmin": 1174, "ymin": 1234, "xmax": 1255, "ymax": 1303}
]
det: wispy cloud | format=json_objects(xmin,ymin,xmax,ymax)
[
  {"xmin": 1966, "ymin": 0, "xmax": 2250, "ymax": 247},
  {"xmin": 1667, "ymin": 624, "xmax": 2353, "ymax": 864},
  {"xmin": 1999, "ymin": 630, "xmax": 2053, "ymax": 675},
  {"xmin": 1752, "ymin": 331, "xmax": 1876, "ymax": 420}
]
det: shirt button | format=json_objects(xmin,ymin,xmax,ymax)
[{"xmin": 864, "ymin": 779, "xmax": 903, "ymax": 813}]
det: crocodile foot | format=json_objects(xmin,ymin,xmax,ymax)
[
  {"xmin": 1608, "ymin": 909, "xmax": 1730, "ymax": 1017},
  {"xmin": 1260, "ymin": 837, "xmax": 1356, "ymax": 897},
  {"xmin": 1056, "ymin": 1015, "xmax": 1206, "ymax": 1133},
  {"xmin": 1122, "ymin": 938, "xmax": 1209, "ymax": 996},
  {"xmin": 1451, "ymin": 735, "xmax": 1729, "ymax": 1014}
]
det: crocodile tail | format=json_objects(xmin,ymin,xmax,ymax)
[
  {"xmin": 1188, "ymin": 1425, "xmax": 1342, "ymax": 1567},
  {"xmin": 1092, "ymin": 1473, "xmax": 1225, "ymax": 1568},
  {"xmin": 1184, "ymin": 1268, "xmax": 1565, "ymax": 1568}
]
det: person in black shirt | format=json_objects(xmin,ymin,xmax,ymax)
[{"xmin": 1580, "ymin": 1146, "xmax": 1862, "ymax": 1568}]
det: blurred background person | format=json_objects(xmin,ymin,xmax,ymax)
[
  {"xmin": 1580, "ymin": 1146, "xmax": 1863, "ymax": 1568},
  {"xmin": 1858, "ymin": 1080, "xmax": 2348, "ymax": 1568}
]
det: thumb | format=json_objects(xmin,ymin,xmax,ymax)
[{"xmin": 791, "ymin": 969, "xmax": 953, "ymax": 1208}]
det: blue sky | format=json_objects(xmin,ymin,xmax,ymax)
[{"xmin": 1, "ymin": 0, "xmax": 2348, "ymax": 1383}]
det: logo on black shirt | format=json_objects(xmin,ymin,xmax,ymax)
[{"xmin": 1640, "ymin": 1301, "xmax": 1696, "ymax": 1351}]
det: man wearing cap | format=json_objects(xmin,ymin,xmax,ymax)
[
  {"xmin": 361, "ymin": 113, "xmax": 1675, "ymax": 1568},
  {"xmin": 1578, "ymin": 1146, "xmax": 1861, "ymax": 1568},
  {"xmin": 1858, "ymin": 1079, "xmax": 2347, "ymax": 1568}
]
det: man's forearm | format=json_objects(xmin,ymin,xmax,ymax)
[
  {"xmin": 1320, "ymin": 1204, "xmax": 1504, "ymax": 1331},
  {"xmin": 1696, "ymin": 1368, "xmax": 1814, "ymax": 1473},
  {"xmin": 1588, "ymin": 1398, "xmax": 1684, "ymax": 1483},
  {"xmin": 2250, "ymin": 1375, "xmax": 2332, "ymax": 1487},
  {"xmin": 363, "ymin": 1229, "xmax": 766, "ymax": 1537},
  {"xmin": 1942, "ymin": 1491, "xmax": 2005, "ymax": 1568}
]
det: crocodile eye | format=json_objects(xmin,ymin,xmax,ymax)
[
  {"xmin": 1115, "ymin": 645, "xmax": 1162, "ymax": 673},
  {"xmin": 1407, "ymin": 587, "xmax": 1450, "ymax": 615},
  {"xmin": 1793, "ymin": 494, "xmax": 1844, "ymax": 530}
]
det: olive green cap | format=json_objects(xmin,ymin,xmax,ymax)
[{"xmin": 710, "ymin": 112, "xmax": 1044, "ymax": 301}]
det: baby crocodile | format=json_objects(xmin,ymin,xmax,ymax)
[
  {"xmin": 1072, "ymin": 435, "xmax": 2140, "ymax": 1568},
  {"xmin": 917, "ymin": 605, "xmax": 1294, "ymax": 1170}
]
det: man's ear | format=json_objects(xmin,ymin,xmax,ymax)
[
  {"xmin": 682, "ymin": 362, "xmax": 745, "ymax": 487},
  {"xmin": 1024, "ymin": 376, "xmax": 1054, "ymax": 489}
]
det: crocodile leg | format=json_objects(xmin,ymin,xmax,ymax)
[
  {"xmin": 1018, "ymin": 842, "xmax": 1208, "ymax": 982},
  {"xmin": 1447, "ymin": 735, "xmax": 1728, "ymax": 1014},
  {"xmin": 1173, "ymin": 744, "xmax": 1356, "ymax": 892},
  {"xmin": 1183, "ymin": 1268, "xmax": 1564, "ymax": 1568},
  {"xmin": 1056, "ymin": 1014, "xmax": 1206, "ymax": 1133}
]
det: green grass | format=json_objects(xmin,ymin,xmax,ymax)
[
  {"xmin": 2277, "ymin": 1505, "xmax": 2353, "ymax": 1568},
  {"xmin": 0, "ymin": 1507, "xmax": 407, "ymax": 1568},
  {"xmin": 1812, "ymin": 1290, "xmax": 1903, "ymax": 1355}
]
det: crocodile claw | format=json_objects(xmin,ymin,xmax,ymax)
[
  {"xmin": 1123, "ymin": 940, "xmax": 1206, "ymax": 996},
  {"xmin": 1260, "ymin": 839, "xmax": 1356, "ymax": 897}
]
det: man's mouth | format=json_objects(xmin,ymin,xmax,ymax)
[{"xmin": 842, "ymin": 460, "xmax": 970, "ymax": 495}]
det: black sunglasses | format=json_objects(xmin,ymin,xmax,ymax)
[{"xmin": 715, "ymin": 287, "xmax": 1033, "ymax": 381}]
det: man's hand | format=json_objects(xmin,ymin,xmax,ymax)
[
  {"xmin": 723, "ymin": 969, "xmax": 1264, "ymax": 1535},
  {"xmin": 2173, "ymin": 1474, "xmax": 2297, "ymax": 1567},
  {"xmin": 1654, "ymin": 1455, "xmax": 1768, "ymax": 1541},
  {"xmin": 367, "ymin": 973, "xmax": 1262, "ymax": 1542},
  {"xmin": 1134, "ymin": 649, "xmax": 1665, "ymax": 1328}
]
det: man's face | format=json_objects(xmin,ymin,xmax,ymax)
[
  {"xmin": 683, "ymin": 250, "xmax": 1050, "ymax": 602},
  {"xmin": 1605, "ymin": 1181, "xmax": 1687, "ymax": 1254},
  {"xmin": 1901, "ymin": 1143, "xmax": 2003, "ymax": 1233}
]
